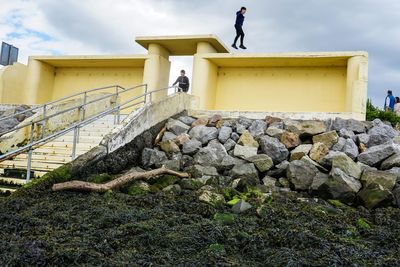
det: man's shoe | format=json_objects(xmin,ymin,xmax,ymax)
[
  {"xmin": 239, "ymin": 45, "xmax": 247, "ymax": 49},
  {"xmin": 231, "ymin": 44, "xmax": 238, "ymax": 49}
]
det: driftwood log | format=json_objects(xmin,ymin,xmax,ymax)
[{"xmin": 52, "ymin": 166, "xmax": 189, "ymax": 193}]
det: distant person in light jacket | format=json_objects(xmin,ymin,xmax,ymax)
[
  {"xmin": 232, "ymin": 7, "xmax": 247, "ymax": 50},
  {"xmin": 172, "ymin": 70, "xmax": 190, "ymax": 93},
  {"xmin": 394, "ymin": 97, "xmax": 400, "ymax": 115}
]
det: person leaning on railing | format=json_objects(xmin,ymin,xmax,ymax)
[{"xmin": 172, "ymin": 70, "xmax": 190, "ymax": 93}]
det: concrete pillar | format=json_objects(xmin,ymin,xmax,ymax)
[
  {"xmin": 191, "ymin": 42, "xmax": 218, "ymax": 109},
  {"xmin": 25, "ymin": 58, "xmax": 55, "ymax": 104},
  {"xmin": 143, "ymin": 43, "xmax": 171, "ymax": 102},
  {"xmin": 346, "ymin": 55, "xmax": 368, "ymax": 120}
]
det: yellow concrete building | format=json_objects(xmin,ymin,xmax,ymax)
[{"xmin": 0, "ymin": 34, "xmax": 368, "ymax": 120}]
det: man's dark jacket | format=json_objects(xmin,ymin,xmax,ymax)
[{"xmin": 235, "ymin": 11, "xmax": 245, "ymax": 26}]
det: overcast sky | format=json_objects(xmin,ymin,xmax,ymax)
[{"xmin": 1, "ymin": 0, "xmax": 399, "ymax": 107}]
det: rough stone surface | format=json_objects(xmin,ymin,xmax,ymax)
[
  {"xmin": 178, "ymin": 116, "xmax": 196, "ymax": 126},
  {"xmin": 233, "ymin": 144, "xmax": 258, "ymax": 160},
  {"xmin": 182, "ymin": 139, "xmax": 202, "ymax": 155},
  {"xmin": 301, "ymin": 156, "xmax": 329, "ymax": 173},
  {"xmin": 219, "ymin": 155, "xmax": 245, "ymax": 171},
  {"xmin": 218, "ymin": 126, "xmax": 233, "ymax": 144},
  {"xmin": 358, "ymin": 183, "xmax": 393, "ymax": 209},
  {"xmin": 331, "ymin": 154, "xmax": 362, "ymax": 179},
  {"xmin": 284, "ymin": 120, "xmax": 327, "ymax": 137},
  {"xmin": 311, "ymin": 173, "xmax": 329, "ymax": 192},
  {"xmin": 342, "ymin": 139, "xmax": 359, "ymax": 160},
  {"xmin": 237, "ymin": 116, "xmax": 253, "ymax": 128},
  {"xmin": 159, "ymin": 140, "xmax": 180, "ymax": 154},
  {"xmin": 232, "ymin": 200, "xmax": 253, "ymax": 214},
  {"xmin": 224, "ymin": 139, "xmax": 236, "ymax": 152},
  {"xmin": 207, "ymin": 140, "xmax": 228, "ymax": 162},
  {"xmin": 262, "ymin": 176, "xmax": 277, "ymax": 189},
  {"xmin": 358, "ymin": 143, "xmax": 399, "ymax": 167},
  {"xmin": 381, "ymin": 153, "xmax": 400, "ymax": 170},
  {"xmin": 265, "ymin": 116, "xmax": 282, "ymax": 126},
  {"xmin": 162, "ymin": 132, "xmax": 177, "ymax": 142},
  {"xmin": 281, "ymin": 131, "xmax": 301, "ymax": 149},
  {"xmin": 193, "ymin": 147, "xmax": 219, "ymax": 166},
  {"xmin": 166, "ymin": 118, "xmax": 191, "ymax": 136},
  {"xmin": 266, "ymin": 127, "xmax": 285, "ymax": 139},
  {"xmin": 191, "ymin": 118, "xmax": 208, "ymax": 127},
  {"xmin": 267, "ymin": 161, "xmax": 289, "ymax": 178},
  {"xmin": 309, "ymin": 142, "xmax": 329, "ymax": 163},
  {"xmin": 339, "ymin": 129, "xmax": 356, "ymax": 139},
  {"xmin": 207, "ymin": 114, "xmax": 222, "ymax": 127},
  {"xmin": 231, "ymin": 163, "xmax": 259, "ymax": 179},
  {"xmin": 174, "ymin": 134, "xmax": 191, "ymax": 147},
  {"xmin": 360, "ymin": 170, "xmax": 397, "ymax": 191},
  {"xmin": 290, "ymin": 144, "xmax": 312, "ymax": 161},
  {"xmin": 198, "ymin": 191, "xmax": 225, "ymax": 205},
  {"xmin": 142, "ymin": 148, "xmax": 168, "ymax": 168},
  {"xmin": 238, "ymin": 131, "xmax": 259, "ymax": 148},
  {"xmin": 186, "ymin": 165, "xmax": 219, "ymax": 178},
  {"xmin": 367, "ymin": 122, "xmax": 398, "ymax": 147},
  {"xmin": 258, "ymin": 135, "xmax": 289, "ymax": 164},
  {"xmin": 247, "ymin": 154, "xmax": 274, "ymax": 172},
  {"xmin": 189, "ymin": 125, "xmax": 219, "ymax": 145},
  {"xmin": 319, "ymin": 168, "xmax": 362, "ymax": 204},
  {"xmin": 231, "ymin": 132, "xmax": 240, "ymax": 142},
  {"xmin": 235, "ymin": 124, "xmax": 247, "ymax": 135},
  {"xmin": 313, "ymin": 131, "xmax": 339, "ymax": 148},
  {"xmin": 357, "ymin": 133, "xmax": 370, "ymax": 145},
  {"xmin": 319, "ymin": 151, "xmax": 347, "ymax": 168},
  {"xmin": 287, "ymin": 160, "xmax": 318, "ymax": 191},
  {"xmin": 331, "ymin": 118, "xmax": 366, "ymax": 133},
  {"xmin": 248, "ymin": 120, "xmax": 267, "ymax": 137}
]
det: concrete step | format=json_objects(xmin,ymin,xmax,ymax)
[
  {"xmin": 0, "ymin": 160, "xmax": 63, "ymax": 172},
  {"xmin": 0, "ymin": 187, "xmax": 17, "ymax": 193},
  {"xmin": 13, "ymin": 154, "xmax": 70, "ymax": 164},
  {"xmin": 41, "ymin": 142, "xmax": 97, "ymax": 150},
  {"xmin": 33, "ymin": 147, "xmax": 89, "ymax": 156},
  {"xmin": 52, "ymin": 135, "xmax": 103, "ymax": 144},
  {"xmin": 0, "ymin": 177, "xmax": 27, "ymax": 186}
]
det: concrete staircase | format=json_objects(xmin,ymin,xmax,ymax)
[{"xmin": 0, "ymin": 115, "xmax": 121, "ymax": 194}]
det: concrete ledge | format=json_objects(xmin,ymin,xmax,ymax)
[{"xmin": 189, "ymin": 109, "xmax": 364, "ymax": 121}]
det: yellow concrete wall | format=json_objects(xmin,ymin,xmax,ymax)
[
  {"xmin": 0, "ymin": 63, "xmax": 28, "ymax": 104},
  {"xmin": 214, "ymin": 66, "xmax": 347, "ymax": 112},
  {"xmin": 192, "ymin": 56, "xmax": 218, "ymax": 109},
  {"xmin": 52, "ymin": 67, "xmax": 144, "ymax": 104},
  {"xmin": 24, "ymin": 59, "xmax": 55, "ymax": 105}
]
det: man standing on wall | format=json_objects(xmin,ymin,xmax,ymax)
[
  {"xmin": 232, "ymin": 7, "xmax": 247, "ymax": 50},
  {"xmin": 384, "ymin": 90, "xmax": 395, "ymax": 112},
  {"xmin": 172, "ymin": 70, "xmax": 190, "ymax": 93}
]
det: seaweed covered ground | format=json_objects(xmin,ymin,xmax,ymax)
[{"xmin": 1, "ymin": 177, "xmax": 400, "ymax": 267}]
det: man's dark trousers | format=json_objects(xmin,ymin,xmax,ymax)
[{"xmin": 234, "ymin": 25, "xmax": 245, "ymax": 46}]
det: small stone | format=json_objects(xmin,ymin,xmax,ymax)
[
  {"xmin": 267, "ymin": 161, "xmax": 289, "ymax": 178},
  {"xmin": 367, "ymin": 123, "xmax": 398, "ymax": 147},
  {"xmin": 258, "ymin": 135, "xmax": 289, "ymax": 164},
  {"xmin": 174, "ymin": 134, "xmax": 191, "ymax": 147},
  {"xmin": 301, "ymin": 156, "xmax": 329, "ymax": 173},
  {"xmin": 191, "ymin": 117, "xmax": 208, "ymax": 127},
  {"xmin": 186, "ymin": 165, "xmax": 219, "ymax": 178},
  {"xmin": 233, "ymin": 144, "xmax": 258, "ymax": 160},
  {"xmin": 360, "ymin": 170, "xmax": 397, "ymax": 191},
  {"xmin": 278, "ymin": 178, "xmax": 290, "ymax": 188},
  {"xmin": 331, "ymin": 118, "xmax": 366, "ymax": 133},
  {"xmin": 357, "ymin": 133, "xmax": 370, "ymax": 145},
  {"xmin": 218, "ymin": 126, "xmax": 233, "ymax": 143},
  {"xmin": 237, "ymin": 116, "xmax": 253, "ymax": 128},
  {"xmin": 248, "ymin": 120, "xmax": 267, "ymax": 137},
  {"xmin": 224, "ymin": 139, "xmax": 236, "ymax": 152},
  {"xmin": 381, "ymin": 154, "xmax": 400, "ymax": 170},
  {"xmin": 232, "ymin": 200, "xmax": 252, "ymax": 214},
  {"xmin": 142, "ymin": 148, "xmax": 168, "ymax": 168},
  {"xmin": 247, "ymin": 154, "xmax": 274, "ymax": 172},
  {"xmin": 163, "ymin": 184, "xmax": 182, "ymax": 195},
  {"xmin": 265, "ymin": 116, "xmax": 282, "ymax": 126},
  {"xmin": 358, "ymin": 143, "xmax": 399, "ymax": 167},
  {"xmin": 178, "ymin": 116, "xmax": 196, "ymax": 126},
  {"xmin": 238, "ymin": 130, "xmax": 259, "ymax": 148},
  {"xmin": 281, "ymin": 131, "xmax": 301, "ymax": 149},
  {"xmin": 331, "ymin": 153, "xmax": 362, "ymax": 179},
  {"xmin": 284, "ymin": 120, "xmax": 327, "ymax": 137},
  {"xmin": 189, "ymin": 125, "xmax": 219, "ymax": 145},
  {"xmin": 287, "ymin": 160, "xmax": 319, "ymax": 191},
  {"xmin": 193, "ymin": 147, "xmax": 219, "ymax": 166},
  {"xmin": 309, "ymin": 142, "xmax": 329, "ymax": 163},
  {"xmin": 162, "ymin": 159, "xmax": 181, "ymax": 171},
  {"xmin": 199, "ymin": 191, "xmax": 225, "ymax": 205},
  {"xmin": 231, "ymin": 132, "xmax": 240, "ymax": 142},
  {"xmin": 236, "ymin": 124, "xmax": 247, "ymax": 134},
  {"xmin": 290, "ymin": 144, "xmax": 312, "ymax": 161},
  {"xmin": 207, "ymin": 140, "xmax": 228, "ymax": 162},
  {"xmin": 159, "ymin": 140, "xmax": 180, "ymax": 154},
  {"xmin": 339, "ymin": 129, "xmax": 355, "ymax": 139},
  {"xmin": 311, "ymin": 172, "xmax": 329, "ymax": 192},
  {"xmin": 319, "ymin": 151, "xmax": 347, "ymax": 168},
  {"xmin": 162, "ymin": 132, "xmax": 177, "ymax": 142},
  {"xmin": 262, "ymin": 176, "xmax": 277, "ymax": 189},
  {"xmin": 208, "ymin": 114, "xmax": 223, "ymax": 127},
  {"xmin": 231, "ymin": 163, "xmax": 259, "ymax": 179},
  {"xmin": 179, "ymin": 178, "xmax": 204, "ymax": 190},
  {"xmin": 358, "ymin": 183, "xmax": 393, "ymax": 209},
  {"xmin": 312, "ymin": 131, "xmax": 339, "ymax": 148},
  {"xmin": 266, "ymin": 127, "xmax": 285, "ymax": 139}
]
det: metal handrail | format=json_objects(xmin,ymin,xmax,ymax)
[
  {"xmin": 0, "ymin": 85, "xmax": 179, "ymax": 181},
  {"xmin": 0, "ymin": 84, "xmax": 128, "ymax": 123},
  {"xmin": 0, "ymin": 84, "xmax": 147, "ymax": 137}
]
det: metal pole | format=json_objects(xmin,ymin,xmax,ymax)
[
  {"xmin": 26, "ymin": 123, "xmax": 35, "ymax": 182},
  {"xmin": 144, "ymin": 84, "xmax": 148, "ymax": 103},
  {"xmin": 76, "ymin": 93, "xmax": 87, "ymax": 144},
  {"xmin": 41, "ymin": 104, "xmax": 47, "ymax": 138},
  {"xmin": 72, "ymin": 126, "xmax": 78, "ymax": 160},
  {"xmin": 117, "ymin": 107, "xmax": 121, "ymax": 124},
  {"xmin": 114, "ymin": 86, "xmax": 119, "ymax": 125}
]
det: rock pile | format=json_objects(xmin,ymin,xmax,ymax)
[
  {"xmin": 140, "ymin": 115, "xmax": 400, "ymax": 209},
  {"xmin": 0, "ymin": 105, "xmax": 33, "ymax": 135}
]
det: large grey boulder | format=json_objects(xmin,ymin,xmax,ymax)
[
  {"xmin": 311, "ymin": 173, "xmax": 329, "ymax": 192},
  {"xmin": 193, "ymin": 147, "xmax": 219, "ymax": 166},
  {"xmin": 267, "ymin": 161, "xmax": 289, "ymax": 178},
  {"xmin": 319, "ymin": 151, "xmax": 347, "ymax": 168},
  {"xmin": 357, "ymin": 133, "xmax": 370, "ymax": 145},
  {"xmin": 142, "ymin": 148, "xmax": 168, "ymax": 168},
  {"xmin": 235, "ymin": 124, "xmax": 247, "ymax": 134},
  {"xmin": 162, "ymin": 132, "xmax": 177, "ymax": 142},
  {"xmin": 182, "ymin": 139, "xmax": 202, "ymax": 155},
  {"xmin": 381, "ymin": 154, "xmax": 400, "ymax": 170},
  {"xmin": 189, "ymin": 125, "xmax": 219, "ymax": 145},
  {"xmin": 218, "ymin": 126, "xmax": 233, "ymax": 143},
  {"xmin": 331, "ymin": 118, "xmax": 366, "ymax": 134},
  {"xmin": 287, "ymin": 160, "xmax": 319, "ymax": 191},
  {"xmin": 231, "ymin": 132, "xmax": 240, "ymax": 142},
  {"xmin": 331, "ymin": 153, "xmax": 362, "ymax": 179},
  {"xmin": 248, "ymin": 120, "xmax": 267, "ymax": 137},
  {"xmin": 333, "ymin": 138, "xmax": 359, "ymax": 160},
  {"xmin": 360, "ymin": 170, "xmax": 397, "ymax": 191},
  {"xmin": 247, "ymin": 154, "xmax": 274, "ymax": 172},
  {"xmin": 237, "ymin": 116, "xmax": 253, "ymax": 128},
  {"xmin": 265, "ymin": 126, "xmax": 285, "ymax": 139},
  {"xmin": 258, "ymin": 135, "xmax": 289, "ymax": 164},
  {"xmin": 367, "ymin": 120, "xmax": 398, "ymax": 147},
  {"xmin": 178, "ymin": 116, "xmax": 196, "ymax": 126},
  {"xmin": 166, "ymin": 118, "xmax": 191, "ymax": 136},
  {"xmin": 233, "ymin": 144, "xmax": 257, "ymax": 160},
  {"xmin": 219, "ymin": 155, "xmax": 245, "ymax": 171},
  {"xmin": 358, "ymin": 143, "xmax": 399, "ymax": 167},
  {"xmin": 207, "ymin": 140, "xmax": 228, "ymax": 162},
  {"xmin": 319, "ymin": 168, "xmax": 362, "ymax": 204},
  {"xmin": 312, "ymin": 131, "xmax": 339, "ymax": 148},
  {"xmin": 339, "ymin": 129, "xmax": 356, "ymax": 139},
  {"xmin": 284, "ymin": 120, "xmax": 327, "ymax": 137},
  {"xmin": 185, "ymin": 165, "xmax": 219, "ymax": 178},
  {"xmin": 224, "ymin": 139, "xmax": 236, "ymax": 152},
  {"xmin": 231, "ymin": 163, "xmax": 259, "ymax": 179}
]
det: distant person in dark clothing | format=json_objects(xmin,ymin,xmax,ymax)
[
  {"xmin": 232, "ymin": 7, "xmax": 247, "ymax": 50},
  {"xmin": 385, "ymin": 90, "xmax": 395, "ymax": 111},
  {"xmin": 172, "ymin": 70, "xmax": 190, "ymax": 92}
]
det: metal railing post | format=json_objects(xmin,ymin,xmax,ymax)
[
  {"xmin": 26, "ymin": 123, "xmax": 35, "ymax": 182},
  {"xmin": 114, "ymin": 86, "xmax": 119, "ymax": 125},
  {"xmin": 144, "ymin": 84, "xmax": 148, "ymax": 103},
  {"xmin": 72, "ymin": 126, "xmax": 78, "ymax": 160},
  {"xmin": 76, "ymin": 93, "xmax": 87, "ymax": 144},
  {"xmin": 41, "ymin": 104, "xmax": 47, "ymax": 138}
]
